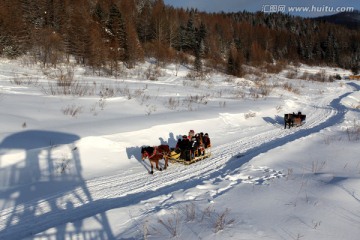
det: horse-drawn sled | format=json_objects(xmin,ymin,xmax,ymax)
[
  {"xmin": 168, "ymin": 131, "xmax": 211, "ymax": 165},
  {"xmin": 141, "ymin": 131, "xmax": 211, "ymax": 173},
  {"xmin": 284, "ymin": 112, "xmax": 306, "ymax": 129}
]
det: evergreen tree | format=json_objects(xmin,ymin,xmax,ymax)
[{"xmin": 107, "ymin": 3, "xmax": 127, "ymax": 62}]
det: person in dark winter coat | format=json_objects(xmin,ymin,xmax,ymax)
[
  {"xmin": 179, "ymin": 135, "xmax": 191, "ymax": 160},
  {"xmin": 203, "ymin": 133, "xmax": 211, "ymax": 149}
]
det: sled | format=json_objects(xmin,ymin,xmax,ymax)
[{"xmin": 169, "ymin": 149, "xmax": 211, "ymax": 165}]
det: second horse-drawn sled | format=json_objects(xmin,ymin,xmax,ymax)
[{"xmin": 284, "ymin": 112, "xmax": 306, "ymax": 129}]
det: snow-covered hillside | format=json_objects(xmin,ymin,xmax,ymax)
[{"xmin": 0, "ymin": 59, "xmax": 359, "ymax": 240}]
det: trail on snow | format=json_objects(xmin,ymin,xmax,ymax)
[{"xmin": 0, "ymin": 83, "xmax": 358, "ymax": 239}]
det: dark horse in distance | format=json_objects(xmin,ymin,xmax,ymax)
[
  {"xmin": 141, "ymin": 145, "xmax": 171, "ymax": 174},
  {"xmin": 284, "ymin": 112, "xmax": 306, "ymax": 129}
]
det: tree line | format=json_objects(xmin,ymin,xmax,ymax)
[{"xmin": 0, "ymin": 0, "xmax": 359, "ymax": 76}]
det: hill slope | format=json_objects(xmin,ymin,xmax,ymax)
[{"xmin": 314, "ymin": 11, "xmax": 360, "ymax": 29}]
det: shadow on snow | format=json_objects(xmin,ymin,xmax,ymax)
[{"xmin": 0, "ymin": 130, "xmax": 114, "ymax": 240}]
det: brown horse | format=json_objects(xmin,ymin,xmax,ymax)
[{"xmin": 141, "ymin": 145, "xmax": 170, "ymax": 174}]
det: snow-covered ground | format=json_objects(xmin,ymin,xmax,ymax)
[{"xmin": 0, "ymin": 59, "xmax": 359, "ymax": 240}]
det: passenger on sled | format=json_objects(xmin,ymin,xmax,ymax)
[
  {"xmin": 196, "ymin": 133, "xmax": 205, "ymax": 156},
  {"xmin": 178, "ymin": 135, "xmax": 191, "ymax": 161},
  {"xmin": 190, "ymin": 136, "xmax": 199, "ymax": 159},
  {"xmin": 203, "ymin": 133, "xmax": 211, "ymax": 149},
  {"xmin": 188, "ymin": 129, "xmax": 195, "ymax": 140}
]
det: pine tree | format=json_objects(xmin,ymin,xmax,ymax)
[{"xmin": 105, "ymin": 3, "xmax": 128, "ymax": 74}]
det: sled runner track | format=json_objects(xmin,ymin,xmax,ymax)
[{"xmin": 0, "ymin": 87, "xmax": 351, "ymax": 239}]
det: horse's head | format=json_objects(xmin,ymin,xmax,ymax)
[{"xmin": 141, "ymin": 146, "xmax": 151, "ymax": 160}]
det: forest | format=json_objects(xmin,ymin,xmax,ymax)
[{"xmin": 0, "ymin": 0, "xmax": 359, "ymax": 76}]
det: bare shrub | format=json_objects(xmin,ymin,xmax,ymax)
[
  {"xmin": 56, "ymin": 66, "xmax": 75, "ymax": 86},
  {"xmin": 133, "ymin": 88, "xmax": 145, "ymax": 98},
  {"xmin": 41, "ymin": 65, "xmax": 75, "ymax": 86},
  {"xmin": 145, "ymin": 64, "xmax": 163, "ymax": 80},
  {"xmin": 62, "ymin": 104, "xmax": 83, "ymax": 117},
  {"xmin": 249, "ymin": 87, "xmax": 260, "ymax": 98},
  {"xmin": 243, "ymin": 66, "xmax": 263, "ymax": 77},
  {"xmin": 145, "ymin": 105, "xmax": 157, "ymax": 115},
  {"xmin": 248, "ymin": 76, "xmax": 274, "ymax": 98},
  {"xmin": 224, "ymin": 76, "xmax": 235, "ymax": 83},
  {"xmin": 286, "ymin": 69, "xmax": 298, "ymax": 79},
  {"xmin": 166, "ymin": 97, "xmax": 180, "ymax": 110},
  {"xmin": 200, "ymin": 205, "xmax": 214, "ymax": 222},
  {"xmin": 193, "ymin": 94, "xmax": 209, "ymax": 104},
  {"xmin": 69, "ymin": 81, "xmax": 93, "ymax": 96},
  {"xmin": 312, "ymin": 70, "xmax": 328, "ymax": 82},
  {"xmin": 323, "ymin": 135, "xmax": 332, "ymax": 145},
  {"xmin": 311, "ymin": 160, "xmax": 327, "ymax": 173},
  {"xmin": 56, "ymin": 155, "xmax": 71, "ymax": 174},
  {"xmin": 89, "ymin": 98, "xmax": 107, "ymax": 115},
  {"xmin": 263, "ymin": 61, "xmax": 287, "ymax": 74},
  {"xmin": 213, "ymin": 208, "xmax": 235, "ymax": 233},
  {"xmin": 346, "ymin": 120, "xmax": 360, "ymax": 141},
  {"xmin": 219, "ymin": 101, "xmax": 226, "ymax": 108},
  {"xmin": 118, "ymin": 85, "xmax": 132, "ymax": 99},
  {"xmin": 41, "ymin": 65, "xmax": 95, "ymax": 96},
  {"xmin": 183, "ymin": 203, "xmax": 196, "ymax": 222},
  {"xmin": 142, "ymin": 220, "xmax": 149, "ymax": 240},
  {"xmin": 258, "ymin": 82, "xmax": 273, "ymax": 96},
  {"xmin": 142, "ymin": 204, "xmax": 238, "ymax": 238},
  {"xmin": 158, "ymin": 210, "xmax": 181, "ymax": 237},
  {"xmin": 98, "ymin": 98, "xmax": 106, "ymax": 110},
  {"xmin": 186, "ymin": 68, "xmax": 211, "ymax": 81},
  {"xmin": 182, "ymin": 94, "xmax": 209, "ymax": 110},
  {"xmin": 300, "ymin": 71, "xmax": 310, "ymax": 80},
  {"xmin": 300, "ymin": 70, "xmax": 333, "ymax": 82},
  {"xmin": 286, "ymin": 168, "xmax": 293, "ymax": 180},
  {"xmin": 312, "ymin": 220, "xmax": 322, "ymax": 229},
  {"xmin": 233, "ymin": 89, "xmax": 246, "ymax": 99},
  {"xmin": 244, "ymin": 111, "xmax": 256, "ymax": 119},
  {"xmin": 11, "ymin": 74, "xmax": 39, "ymax": 86},
  {"xmin": 99, "ymin": 84, "xmax": 116, "ymax": 98},
  {"xmin": 282, "ymin": 82, "xmax": 300, "ymax": 94},
  {"xmin": 137, "ymin": 92, "xmax": 151, "ymax": 105},
  {"xmin": 42, "ymin": 79, "xmax": 93, "ymax": 97}
]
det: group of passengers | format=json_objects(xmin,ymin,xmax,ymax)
[{"xmin": 175, "ymin": 130, "xmax": 211, "ymax": 161}]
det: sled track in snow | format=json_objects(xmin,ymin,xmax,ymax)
[{"xmin": 0, "ymin": 84, "xmax": 358, "ymax": 239}]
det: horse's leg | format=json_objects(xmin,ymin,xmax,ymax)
[
  {"xmin": 149, "ymin": 160, "xmax": 154, "ymax": 174},
  {"xmin": 164, "ymin": 156, "xmax": 168, "ymax": 170},
  {"xmin": 156, "ymin": 160, "xmax": 162, "ymax": 171}
]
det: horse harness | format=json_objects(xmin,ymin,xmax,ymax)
[{"xmin": 144, "ymin": 146, "xmax": 158, "ymax": 159}]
